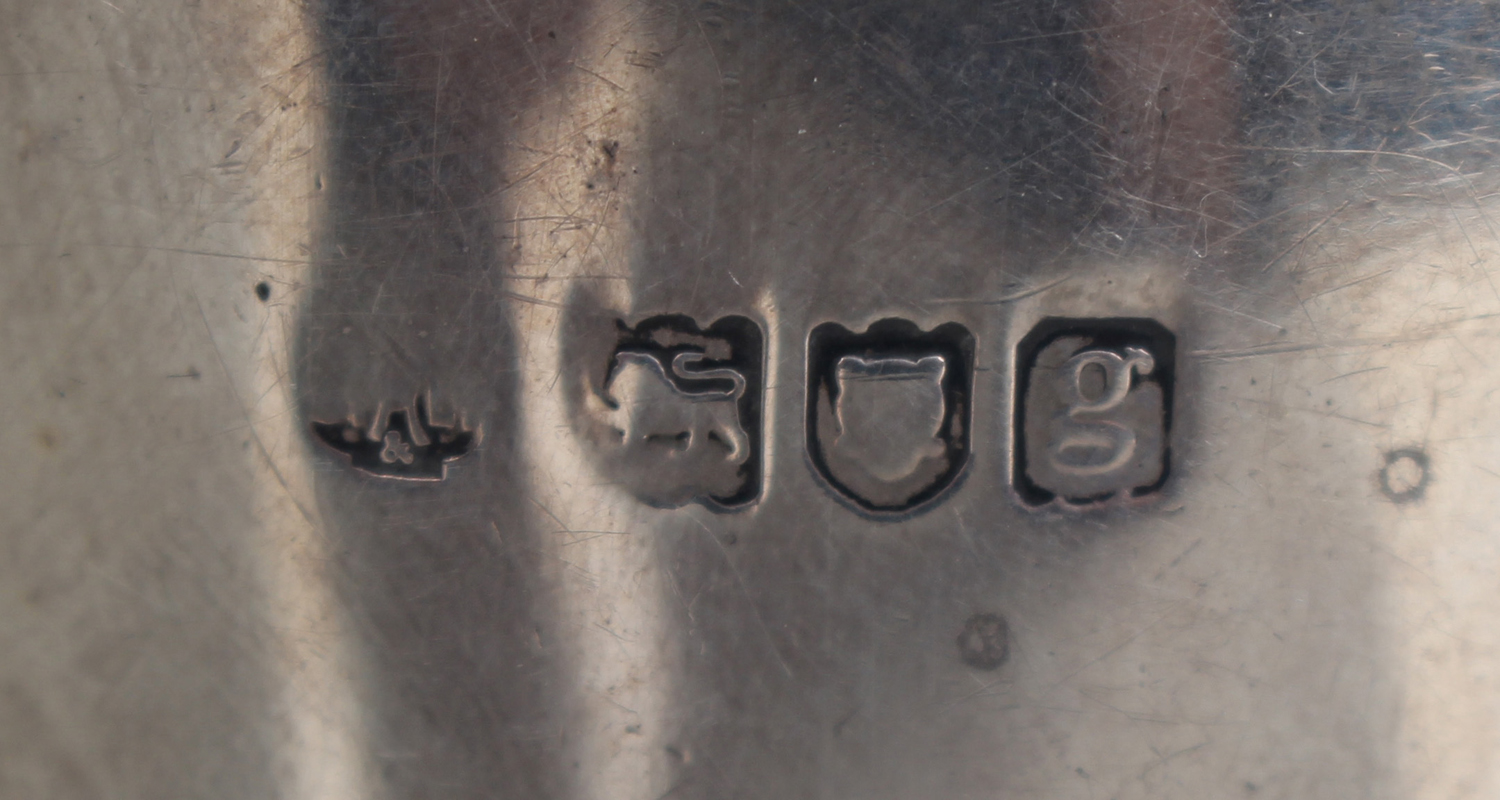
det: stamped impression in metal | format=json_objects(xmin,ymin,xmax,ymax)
[
  {"xmin": 807, "ymin": 319, "xmax": 975, "ymax": 514},
  {"xmin": 312, "ymin": 394, "xmax": 480, "ymax": 481},
  {"xmin": 589, "ymin": 314, "xmax": 764, "ymax": 510},
  {"xmin": 1014, "ymin": 318, "xmax": 1175, "ymax": 509}
]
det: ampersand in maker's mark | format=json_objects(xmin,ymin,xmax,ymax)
[
  {"xmin": 312, "ymin": 394, "xmax": 479, "ymax": 481},
  {"xmin": 380, "ymin": 430, "xmax": 415, "ymax": 465}
]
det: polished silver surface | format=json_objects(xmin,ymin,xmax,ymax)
[{"xmin": 9, "ymin": 0, "xmax": 1500, "ymax": 798}]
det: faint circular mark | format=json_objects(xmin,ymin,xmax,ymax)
[
  {"xmin": 957, "ymin": 612, "xmax": 1009, "ymax": 671},
  {"xmin": 254, "ymin": 281, "xmax": 271, "ymax": 302},
  {"xmin": 1379, "ymin": 448, "xmax": 1430, "ymax": 504}
]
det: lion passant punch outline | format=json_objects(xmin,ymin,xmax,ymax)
[{"xmin": 600, "ymin": 350, "xmax": 750, "ymax": 466}]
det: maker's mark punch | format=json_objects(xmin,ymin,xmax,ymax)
[{"xmin": 312, "ymin": 394, "xmax": 479, "ymax": 481}]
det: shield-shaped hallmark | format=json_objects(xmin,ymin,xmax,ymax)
[{"xmin": 807, "ymin": 319, "xmax": 974, "ymax": 514}]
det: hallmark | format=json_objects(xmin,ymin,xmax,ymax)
[
  {"xmin": 584, "ymin": 314, "xmax": 764, "ymax": 510},
  {"xmin": 1014, "ymin": 318, "xmax": 1175, "ymax": 509},
  {"xmin": 311, "ymin": 394, "xmax": 479, "ymax": 481},
  {"xmin": 806, "ymin": 319, "xmax": 974, "ymax": 514}
]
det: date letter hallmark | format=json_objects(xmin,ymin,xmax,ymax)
[
  {"xmin": 1014, "ymin": 318, "xmax": 1175, "ymax": 509},
  {"xmin": 584, "ymin": 315, "xmax": 764, "ymax": 510},
  {"xmin": 311, "ymin": 394, "xmax": 480, "ymax": 481}
]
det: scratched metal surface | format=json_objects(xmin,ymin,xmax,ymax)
[{"xmin": 7, "ymin": 0, "xmax": 1500, "ymax": 798}]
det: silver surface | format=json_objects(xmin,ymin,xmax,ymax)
[{"xmin": 7, "ymin": 0, "xmax": 1500, "ymax": 797}]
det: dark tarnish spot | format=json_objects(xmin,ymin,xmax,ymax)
[
  {"xmin": 1379, "ymin": 448, "xmax": 1430, "ymax": 504},
  {"xmin": 254, "ymin": 281, "xmax": 271, "ymax": 302},
  {"xmin": 957, "ymin": 612, "xmax": 1009, "ymax": 671}
]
